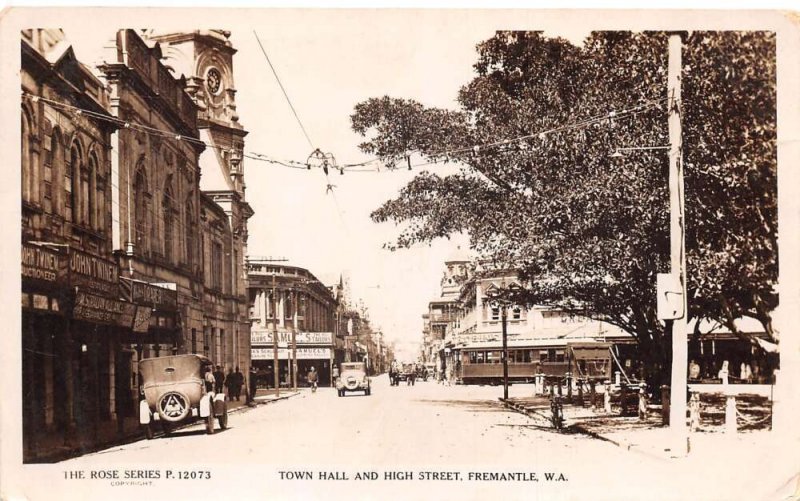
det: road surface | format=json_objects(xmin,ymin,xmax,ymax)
[{"xmin": 59, "ymin": 375, "xmax": 794, "ymax": 501}]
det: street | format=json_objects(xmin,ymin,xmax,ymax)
[{"xmin": 59, "ymin": 375, "xmax": 793, "ymax": 501}]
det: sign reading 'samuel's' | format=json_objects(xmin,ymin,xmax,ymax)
[{"xmin": 69, "ymin": 249, "xmax": 119, "ymax": 296}]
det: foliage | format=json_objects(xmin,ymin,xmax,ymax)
[{"xmin": 351, "ymin": 31, "xmax": 777, "ymax": 384}]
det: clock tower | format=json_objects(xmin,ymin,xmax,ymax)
[{"xmin": 143, "ymin": 29, "xmax": 247, "ymax": 195}]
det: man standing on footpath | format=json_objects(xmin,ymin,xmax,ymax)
[
  {"xmin": 213, "ymin": 365, "xmax": 225, "ymax": 394},
  {"xmin": 248, "ymin": 365, "xmax": 259, "ymax": 404}
]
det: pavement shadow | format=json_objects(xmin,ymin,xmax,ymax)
[{"xmin": 412, "ymin": 398, "xmax": 506, "ymax": 413}]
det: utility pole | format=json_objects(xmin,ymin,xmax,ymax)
[
  {"xmin": 292, "ymin": 292, "xmax": 298, "ymax": 392},
  {"xmin": 272, "ymin": 274, "xmax": 280, "ymax": 398},
  {"xmin": 667, "ymin": 31, "xmax": 688, "ymax": 456},
  {"xmin": 501, "ymin": 304, "xmax": 509, "ymax": 401}
]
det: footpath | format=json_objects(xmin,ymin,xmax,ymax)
[
  {"xmin": 501, "ymin": 392, "xmax": 785, "ymax": 462},
  {"xmin": 25, "ymin": 389, "xmax": 299, "ymax": 464}
]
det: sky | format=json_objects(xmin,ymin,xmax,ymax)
[{"xmin": 63, "ymin": 11, "xmax": 588, "ymax": 360}]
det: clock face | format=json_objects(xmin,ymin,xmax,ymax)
[{"xmin": 206, "ymin": 68, "xmax": 222, "ymax": 95}]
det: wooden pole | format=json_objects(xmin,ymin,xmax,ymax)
[
  {"xmin": 501, "ymin": 305, "xmax": 509, "ymax": 401},
  {"xmin": 272, "ymin": 280, "xmax": 280, "ymax": 398},
  {"xmin": 668, "ymin": 31, "xmax": 688, "ymax": 456}
]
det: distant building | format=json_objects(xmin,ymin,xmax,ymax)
[
  {"xmin": 421, "ymin": 249, "xmax": 631, "ymax": 383},
  {"xmin": 247, "ymin": 261, "xmax": 339, "ymax": 387}
]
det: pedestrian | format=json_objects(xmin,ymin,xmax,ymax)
[
  {"xmin": 333, "ymin": 364, "xmax": 340, "ymax": 384},
  {"xmin": 689, "ymin": 359, "xmax": 701, "ymax": 381},
  {"xmin": 248, "ymin": 366, "xmax": 259, "ymax": 402},
  {"xmin": 718, "ymin": 360, "xmax": 730, "ymax": 385},
  {"xmin": 213, "ymin": 365, "xmax": 225, "ymax": 394},
  {"xmin": 231, "ymin": 366, "xmax": 244, "ymax": 401},
  {"xmin": 307, "ymin": 366, "xmax": 319, "ymax": 392},
  {"xmin": 204, "ymin": 366, "xmax": 215, "ymax": 393},
  {"xmin": 266, "ymin": 367, "xmax": 274, "ymax": 389},
  {"xmin": 224, "ymin": 368, "xmax": 234, "ymax": 397}
]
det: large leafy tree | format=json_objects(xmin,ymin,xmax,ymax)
[{"xmin": 351, "ymin": 31, "xmax": 777, "ymax": 386}]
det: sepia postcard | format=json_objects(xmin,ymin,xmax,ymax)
[{"xmin": 1, "ymin": 6, "xmax": 800, "ymax": 501}]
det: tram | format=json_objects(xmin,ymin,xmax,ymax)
[{"xmin": 458, "ymin": 338, "xmax": 627, "ymax": 385}]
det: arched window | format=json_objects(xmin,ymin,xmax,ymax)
[
  {"xmin": 79, "ymin": 151, "xmax": 90, "ymax": 225},
  {"xmin": 66, "ymin": 143, "xmax": 81, "ymax": 224},
  {"xmin": 162, "ymin": 183, "xmax": 174, "ymax": 262},
  {"xmin": 21, "ymin": 109, "xmax": 32, "ymax": 203},
  {"xmin": 133, "ymin": 166, "xmax": 148, "ymax": 250},
  {"xmin": 88, "ymin": 151, "xmax": 99, "ymax": 230},
  {"xmin": 185, "ymin": 195, "xmax": 196, "ymax": 267},
  {"xmin": 89, "ymin": 151, "xmax": 106, "ymax": 231},
  {"xmin": 50, "ymin": 129, "xmax": 63, "ymax": 214}
]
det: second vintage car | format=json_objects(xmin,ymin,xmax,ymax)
[{"xmin": 336, "ymin": 361, "xmax": 371, "ymax": 396}]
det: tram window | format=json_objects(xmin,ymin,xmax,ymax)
[
  {"xmin": 539, "ymin": 351, "xmax": 548, "ymax": 363},
  {"xmin": 469, "ymin": 352, "xmax": 477, "ymax": 364},
  {"xmin": 476, "ymin": 351, "xmax": 485, "ymax": 364},
  {"xmin": 514, "ymin": 350, "xmax": 530, "ymax": 363},
  {"xmin": 487, "ymin": 351, "xmax": 501, "ymax": 364},
  {"xmin": 555, "ymin": 350, "xmax": 565, "ymax": 363},
  {"xmin": 547, "ymin": 349, "xmax": 556, "ymax": 362}
]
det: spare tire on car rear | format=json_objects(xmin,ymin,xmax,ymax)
[{"xmin": 157, "ymin": 391, "xmax": 191, "ymax": 422}]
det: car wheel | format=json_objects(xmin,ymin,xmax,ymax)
[
  {"xmin": 144, "ymin": 423, "xmax": 154, "ymax": 440},
  {"xmin": 206, "ymin": 409, "xmax": 215, "ymax": 435},
  {"xmin": 218, "ymin": 403, "xmax": 228, "ymax": 430}
]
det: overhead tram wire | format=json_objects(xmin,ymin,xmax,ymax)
[
  {"xmin": 22, "ymin": 91, "xmax": 671, "ymax": 176},
  {"xmin": 253, "ymin": 30, "xmax": 316, "ymax": 151}
]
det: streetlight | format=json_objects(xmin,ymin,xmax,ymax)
[{"xmin": 484, "ymin": 281, "xmax": 522, "ymax": 401}]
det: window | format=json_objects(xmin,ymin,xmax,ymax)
[
  {"xmin": 162, "ymin": 184, "xmax": 174, "ymax": 262},
  {"xmin": 285, "ymin": 295, "xmax": 293, "ymax": 319},
  {"xmin": 21, "ymin": 109, "xmax": 32, "ymax": 203},
  {"xmin": 133, "ymin": 167, "xmax": 148, "ymax": 249},
  {"xmin": 491, "ymin": 306, "xmax": 500, "ymax": 321},
  {"xmin": 213, "ymin": 328, "xmax": 221, "ymax": 363},
  {"xmin": 50, "ymin": 129, "xmax": 63, "ymax": 212},
  {"xmin": 191, "ymin": 328, "xmax": 197, "ymax": 354},
  {"xmin": 512, "ymin": 307, "xmax": 522, "ymax": 320},
  {"xmin": 185, "ymin": 199, "xmax": 195, "ymax": 266},
  {"xmin": 487, "ymin": 351, "xmax": 502, "ymax": 364},
  {"xmin": 512, "ymin": 350, "xmax": 531, "ymax": 364},
  {"xmin": 88, "ymin": 152, "xmax": 99, "ymax": 230},
  {"xmin": 267, "ymin": 293, "xmax": 275, "ymax": 319},
  {"xmin": 66, "ymin": 145, "xmax": 80, "ymax": 223},
  {"xmin": 203, "ymin": 327, "xmax": 210, "ymax": 358},
  {"xmin": 80, "ymin": 156, "xmax": 90, "ymax": 225},
  {"xmin": 211, "ymin": 243, "xmax": 223, "ymax": 289},
  {"xmin": 555, "ymin": 350, "xmax": 565, "ymax": 363},
  {"xmin": 218, "ymin": 329, "xmax": 225, "ymax": 365},
  {"xmin": 476, "ymin": 351, "xmax": 485, "ymax": 364}
]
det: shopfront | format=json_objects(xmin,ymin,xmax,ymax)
[
  {"xmin": 251, "ymin": 331, "xmax": 334, "ymax": 387},
  {"xmin": 21, "ymin": 243, "xmax": 136, "ymax": 460}
]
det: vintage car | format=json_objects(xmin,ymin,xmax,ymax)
[
  {"xmin": 336, "ymin": 361, "xmax": 371, "ymax": 396},
  {"xmin": 423, "ymin": 363, "xmax": 437, "ymax": 381},
  {"xmin": 138, "ymin": 354, "xmax": 228, "ymax": 438}
]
